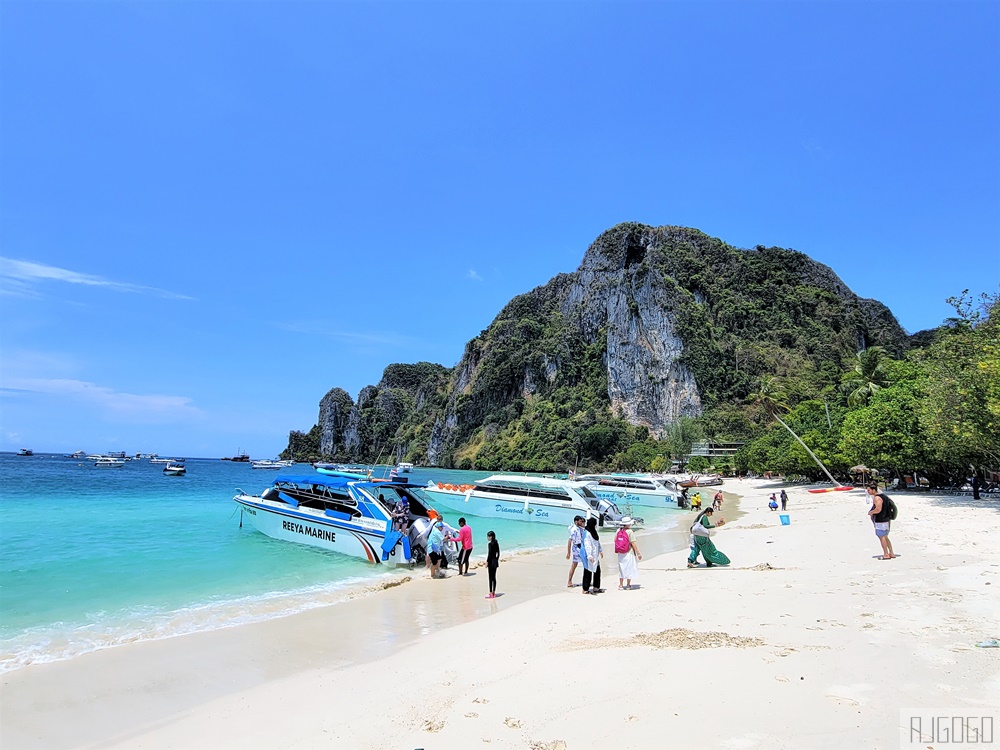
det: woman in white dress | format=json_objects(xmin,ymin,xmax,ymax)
[{"xmin": 616, "ymin": 516, "xmax": 642, "ymax": 590}]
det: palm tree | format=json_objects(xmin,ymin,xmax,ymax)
[
  {"xmin": 753, "ymin": 376, "xmax": 840, "ymax": 486},
  {"xmin": 841, "ymin": 346, "xmax": 890, "ymax": 406}
]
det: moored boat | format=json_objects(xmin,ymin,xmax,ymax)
[
  {"xmin": 578, "ymin": 473, "xmax": 682, "ymax": 509},
  {"xmin": 94, "ymin": 458, "xmax": 125, "ymax": 468},
  {"xmin": 420, "ymin": 475, "xmax": 599, "ymax": 526},
  {"xmin": 396, "ymin": 461, "xmax": 414, "ymax": 473},
  {"xmin": 234, "ymin": 475, "xmax": 440, "ymax": 565},
  {"xmin": 17, "ymin": 448, "xmax": 33, "ymax": 456},
  {"xmin": 251, "ymin": 459, "xmax": 283, "ymax": 470},
  {"xmin": 163, "ymin": 461, "xmax": 187, "ymax": 476}
]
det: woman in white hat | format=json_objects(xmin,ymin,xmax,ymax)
[{"xmin": 615, "ymin": 517, "xmax": 642, "ymax": 590}]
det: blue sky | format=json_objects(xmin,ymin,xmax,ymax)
[{"xmin": 1, "ymin": 1, "xmax": 997, "ymax": 458}]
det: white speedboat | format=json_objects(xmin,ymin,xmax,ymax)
[
  {"xmin": 17, "ymin": 448, "xmax": 33, "ymax": 456},
  {"xmin": 251, "ymin": 459, "xmax": 283, "ymax": 470},
  {"xmin": 578, "ymin": 473, "xmax": 682, "ymax": 509},
  {"xmin": 396, "ymin": 461, "xmax": 414, "ymax": 473},
  {"xmin": 163, "ymin": 461, "xmax": 186, "ymax": 476},
  {"xmin": 421, "ymin": 475, "xmax": 600, "ymax": 526},
  {"xmin": 94, "ymin": 458, "xmax": 125, "ymax": 468},
  {"xmin": 234, "ymin": 475, "xmax": 442, "ymax": 565},
  {"xmin": 149, "ymin": 457, "xmax": 171, "ymax": 464}
]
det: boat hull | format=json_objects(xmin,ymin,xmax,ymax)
[
  {"xmin": 587, "ymin": 486, "xmax": 679, "ymax": 509},
  {"xmin": 234, "ymin": 496, "xmax": 405, "ymax": 565},
  {"xmin": 421, "ymin": 487, "xmax": 586, "ymax": 526}
]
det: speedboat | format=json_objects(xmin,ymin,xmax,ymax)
[
  {"xmin": 149, "ymin": 457, "xmax": 171, "ymax": 464},
  {"xmin": 396, "ymin": 462, "xmax": 414, "ymax": 473},
  {"xmin": 251, "ymin": 459, "xmax": 283, "ymax": 470},
  {"xmin": 421, "ymin": 475, "xmax": 599, "ymax": 526},
  {"xmin": 234, "ymin": 475, "xmax": 441, "ymax": 565},
  {"xmin": 163, "ymin": 461, "xmax": 186, "ymax": 476},
  {"xmin": 94, "ymin": 458, "xmax": 125, "ymax": 468},
  {"xmin": 578, "ymin": 473, "xmax": 682, "ymax": 509},
  {"xmin": 17, "ymin": 448, "xmax": 33, "ymax": 456}
]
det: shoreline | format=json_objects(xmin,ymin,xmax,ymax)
[
  {"xmin": 0, "ymin": 492, "xmax": 731, "ymax": 750},
  {"xmin": 4, "ymin": 480, "xmax": 997, "ymax": 749}
]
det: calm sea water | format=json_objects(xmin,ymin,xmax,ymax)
[{"xmin": 0, "ymin": 454, "xmax": 683, "ymax": 673}]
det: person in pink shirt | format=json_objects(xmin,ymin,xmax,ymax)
[{"xmin": 456, "ymin": 517, "xmax": 474, "ymax": 576}]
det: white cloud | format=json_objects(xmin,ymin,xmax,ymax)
[
  {"xmin": 468, "ymin": 269, "xmax": 483, "ymax": 282},
  {"xmin": 0, "ymin": 257, "xmax": 194, "ymax": 300},
  {"xmin": 1, "ymin": 378, "xmax": 203, "ymax": 423}
]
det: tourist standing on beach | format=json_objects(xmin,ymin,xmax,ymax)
[
  {"xmin": 687, "ymin": 507, "xmax": 731, "ymax": 568},
  {"xmin": 582, "ymin": 517, "xmax": 604, "ymax": 594},
  {"xmin": 428, "ymin": 522, "xmax": 446, "ymax": 579},
  {"xmin": 866, "ymin": 483, "xmax": 896, "ymax": 560},
  {"xmin": 485, "ymin": 531, "xmax": 500, "ymax": 598},
  {"xmin": 780, "ymin": 489, "xmax": 788, "ymax": 511},
  {"xmin": 566, "ymin": 515, "xmax": 586, "ymax": 587},
  {"xmin": 615, "ymin": 517, "xmax": 641, "ymax": 590},
  {"xmin": 456, "ymin": 517, "xmax": 473, "ymax": 576},
  {"xmin": 713, "ymin": 490, "xmax": 723, "ymax": 510}
]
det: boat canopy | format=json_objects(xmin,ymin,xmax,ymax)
[{"xmin": 276, "ymin": 474, "xmax": 354, "ymax": 490}]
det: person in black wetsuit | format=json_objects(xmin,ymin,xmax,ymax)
[{"xmin": 485, "ymin": 531, "xmax": 500, "ymax": 599}]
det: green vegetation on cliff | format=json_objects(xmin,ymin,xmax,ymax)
[{"xmin": 282, "ymin": 223, "xmax": 996, "ymax": 485}]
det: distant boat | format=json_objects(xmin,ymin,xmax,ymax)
[
  {"xmin": 68, "ymin": 450, "xmax": 86, "ymax": 458},
  {"xmin": 222, "ymin": 450, "xmax": 251, "ymax": 462},
  {"xmin": 251, "ymin": 459, "xmax": 283, "ymax": 470},
  {"xmin": 396, "ymin": 461, "xmax": 414, "ymax": 473},
  {"xmin": 149, "ymin": 457, "xmax": 172, "ymax": 464},
  {"xmin": 17, "ymin": 448, "xmax": 33, "ymax": 456},
  {"xmin": 94, "ymin": 458, "xmax": 125, "ymax": 468},
  {"xmin": 163, "ymin": 461, "xmax": 186, "ymax": 476}
]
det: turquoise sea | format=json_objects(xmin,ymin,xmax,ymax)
[{"xmin": 0, "ymin": 453, "xmax": 684, "ymax": 673}]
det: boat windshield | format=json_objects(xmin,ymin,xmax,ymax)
[{"xmin": 475, "ymin": 479, "xmax": 574, "ymax": 503}]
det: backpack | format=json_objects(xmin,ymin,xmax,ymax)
[
  {"xmin": 614, "ymin": 527, "xmax": 631, "ymax": 554},
  {"xmin": 883, "ymin": 495, "xmax": 898, "ymax": 520}
]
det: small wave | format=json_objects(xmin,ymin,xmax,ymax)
[{"xmin": 0, "ymin": 572, "xmax": 401, "ymax": 674}]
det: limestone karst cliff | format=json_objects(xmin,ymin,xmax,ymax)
[{"xmin": 282, "ymin": 223, "xmax": 908, "ymax": 471}]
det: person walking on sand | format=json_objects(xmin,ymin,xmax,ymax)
[
  {"xmin": 687, "ymin": 507, "xmax": 731, "ymax": 568},
  {"xmin": 566, "ymin": 515, "xmax": 586, "ymax": 587},
  {"xmin": 866, "ymin": 483, "xmax": 896, "ymax": 560},
  {"xmin": 485, "ymin": 531, "xmax": 500, "ymax": 598},
  {"xmin": 780, "ymin": 489, "xmax": 788, "ymax": 511},
  {"xmin": 713, "ymin": 490, "xmax": 723, "ymax": 511},
  {"xmin": 582, "ymin": 517, "xmax": 604, "ymax": 595},
  {"xmin": 615, "ymin": 517, "xmax": 642, "ymax": 590},
  {"xmin": 456, "ymin": 517, "xmax": 473, "ymax": 576}
]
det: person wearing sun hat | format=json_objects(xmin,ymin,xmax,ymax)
[{"xmin": 615, "ymin": 516, "xmax": 642, "ymax": 590}]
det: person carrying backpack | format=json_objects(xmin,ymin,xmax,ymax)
[
  {"xmin": 866, "ymin": 483, "xmax": 897, "ymax": 560},
  {"xmin": 615, "ymin": 517, "xmax": 642, "ymax": 590}
]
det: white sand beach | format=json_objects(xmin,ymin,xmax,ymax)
[{"xmin": 2, "ymin": 479, "xmax": 998, "ymax": 749}]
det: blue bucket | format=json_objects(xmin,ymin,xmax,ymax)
[{"xmin": 779, "ymin": 514, "xmax": 790, "ymax": 525}]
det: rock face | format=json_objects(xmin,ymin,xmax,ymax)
[
  {"xmin": 318, "ymin": 388, "xmax": 354, "ymax": 455},
  {"xmin": 287, "ymin": 223, "xmax": 909, "ymax": 469}
]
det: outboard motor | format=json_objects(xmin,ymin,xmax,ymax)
[
  {"xmin": 597, "ymin": 497, "xmax": 625, "ymax": 525},
  {"xmin": 408, "ymin": 517, "xmax": 433, "ymax": 562}
]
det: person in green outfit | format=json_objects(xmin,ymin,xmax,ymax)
[{"xmin": 687, "ymin": 507, "xmax": 731, "ymax": 568}]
